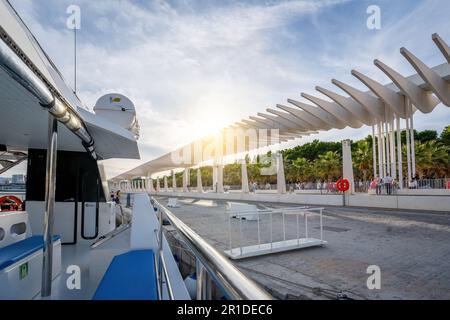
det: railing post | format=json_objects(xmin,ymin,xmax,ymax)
[
  {"xmin": 196, "ymin": 261, "xmax": 212, "ymax": 300},
  {"xmin": 41, "ymin": 116, "xmax": 58, "ymax": 297},
  {"xmin": 257, "ymin": 214, "xmax": 261, "ymax": 247},
  {"xmin": 320, "ymin": 208, "xmax": 323, "ymax": 241},
  {"xmin": 305, "ymin": 211, "xmax": 308, "ymax": 239},
  {"xmin": 228, "ymin": 212, "xmax": 232, "ymax": 252},
  {"xmin": 158, "ymin": 206, "xmax": 164, "ymax": 297}
]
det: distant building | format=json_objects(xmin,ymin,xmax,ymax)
[{"xmin": 11, "ymin": 174, "xmax": 25, "ymax": 184}]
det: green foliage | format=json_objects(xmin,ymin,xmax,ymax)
[
  {"xmin": 283, "ymin": 139, "xmax": 341, "ymax": 162},
  {"xmin": 416, "ymin": 130, "xmax": 438, "ymax": 143},
  {"xmin": 412, "ymin": 140, "xmax": 449, "ymax": 177},
  {"xmin": 440, "ymin": 125, "xmax": 450, "ymax": 147}
]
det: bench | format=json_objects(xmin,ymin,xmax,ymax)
[
  {"xmin": 93, "ymin": 249, "xmax": 158, "ymax": 300},
  {"xmin": 0, "ymin": 235, "xmax": 61, "ymax": 300},
  {"xmin": 0, "ymin": 235, "xmax": 60, "ymax": 271}
]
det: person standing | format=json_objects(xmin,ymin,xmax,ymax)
[
  {"xmin": 374, "ymin": 176, "xmax": 382, "ymax": 195},
  {"xmin": 384, "ymin": 174, "xmax": 393, "ymax": 195}
]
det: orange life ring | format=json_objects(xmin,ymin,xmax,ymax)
[{"xmin": 0, "ymin": 195, "xmax": 23, "ymax": 211}]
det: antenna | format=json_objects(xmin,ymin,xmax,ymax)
[{"xmin": 74, "ymin": 26, "xmax": 77, "ymax": 94}]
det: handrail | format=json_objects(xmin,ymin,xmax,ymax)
[
  {"xmin": 151, "ymin": 197, "xmax": 273, "ymax": 300},
  {"xmin": 154, "ymin": 206, "xmax": 175, "ymax": 300}
]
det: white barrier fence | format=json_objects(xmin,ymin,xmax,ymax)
[{"xmin": 224, "ymin": 204, "xmax": 327, "ymax": 259}]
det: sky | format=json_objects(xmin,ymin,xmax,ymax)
[{"xmin": 4, "ymin": 0, "xmax": 450, "ymax": 178}]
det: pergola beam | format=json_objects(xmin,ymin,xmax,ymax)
[
  {"xmin": 289, "ymin": 98, "xmax": 345, "ymax": 128},
  {"xmin": 374, "ymin": 59, "xmax": 439, "ymax": 113},
  {"xmin": 401, "ymin": 47, "xmax": 450, "ymax": 107},
  {"xmin": 316, "ymin": 86, "xmax": 373, "ymax": 125},
  {"xmin": 301, "ymin": 92, "xmax": 362, "ymax": 128},
  {"xmin": 351, "ymin": 69, "xmax": 406, "ymax": 118},
  {"xmin": 277, "ymin": 103, "xmax": 331, "ymax": 129},
  {"xmin": 332, "ymin": 78, "xmax": 385, "ymax": 120}
]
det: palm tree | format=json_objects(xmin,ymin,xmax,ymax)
[
  {"xmin": 353, "ymin": 140, "xmax": 372, "ymax": 180},
  {"xmin": 315, "ymin": 151, "xmax": 341, "ymax": 181},
  {"xmin": 292, "ymin": 157, "xmax": 313, "ymax": 181},
  {"xmin": 414, "ymin": 140, "xmax": 449, "ymax": 177}
]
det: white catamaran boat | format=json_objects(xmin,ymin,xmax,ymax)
[{"xmin": 0, "ymin": 0, "xmax": 271, "ymax": 300}]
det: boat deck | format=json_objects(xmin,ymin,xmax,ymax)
[{"xmin": 39, "ymin": 228, "xmax": 131, "ymax": 300}]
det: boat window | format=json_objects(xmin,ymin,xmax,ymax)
[
  {"xmin": 0, "ymin": 227, "xmax": 5, "ymax": 241},
  {"xmin": 10, "ymin": 222, "xmax": 26, "ymax": 237},
  {"xmin": 26, "ymin": 149, "xmax": 105, "ymax": 202}
]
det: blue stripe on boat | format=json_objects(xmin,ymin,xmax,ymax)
[{"xmin": 93, "ymin": 250, "xmax": 158, "ymax": 300}]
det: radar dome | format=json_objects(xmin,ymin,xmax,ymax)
[{"xmin": 94, "ymin": 93, "xmax": 139, "ymax": 138}]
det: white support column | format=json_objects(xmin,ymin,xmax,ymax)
[
  {"xmin": 156, "ymin": 177, "xmax": 161, "ymax": 193},
  {"xmin": 172, "ymin": 170, "xmax": 177, "ymax": 192},
  {"xmin": 409, "ymin": 104, "xmax": 416, "ymax": 178},
  {"xmin": 377, "ymin": 122, "xmax": 383, "ymax": 178},
  {"xmin": 141, "ymin": 179, "xmax": 145, "ymax": 192},
  {"xmin": 212, "ymin": 166, "xmax": 218, "ymax": 191},
  {"xmin": 197, "ymin": 168, "xmax": 203, "ymax": 193},
  {"xmin": 390, "ymin": 118, "xmax": 396, "ymax": 179},
  {"xmin": 216, "ymin": 165, "xmax": 224, "ymax": 193},
  {"xmin": 148, "ymin": 173, "xmax": 155, "ymax": 193},
  {"xmin": 342, "ymin": 139, "xmax": 355, "ymax": 194},
  {"xmin": 241, "ymin": 159, "xmax": 249, "ymax": 193},
  {"xmin": 164, "ymin": 176, "xmax": 168, "ymax": 192},
  {"xmin": 380, "ymin": 121, "xmax": 386, "ymax": 177},
  {"xmin": 384, "ymin": 116, "xmax": 391, "ymax": 176},
  {"xmin": 276, "ymin": 153, "xmax": 286, "ymax": 194},
  {"xmin": 396, "ymin": 115, "xmax": 403, "ymax": 189},
  {"xmin": 405, "ymin": 112, "xmax": 412, "ymax": 182},
  {"xmin": 183, "ymin": 169, "xmax": 189, "ymax": 192},
  {"xmin": 372, "ymin": 125, "xmax": 377, "ymax": 178}
]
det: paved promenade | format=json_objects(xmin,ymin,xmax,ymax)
[{"xmin": 157, "ymin": 196, "xmax": 450, "ymax": 300}]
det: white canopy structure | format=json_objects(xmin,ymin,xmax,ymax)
[{"xmin": 111, "ymin": 33, "xmax": 450, "ymax": 193}]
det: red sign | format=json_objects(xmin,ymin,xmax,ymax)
[{"xmin": 336, "ymin": 179, "xmax": 350, "ymax": 192}]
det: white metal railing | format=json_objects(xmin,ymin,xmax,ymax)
[
  {"xmin": 227, "ymin": 207, "xmax": 325, "ymax": 259},
  {"xmin": 151, "ymin": 198, "xmax": 272, "ymax": 300},
  {"xmin": 403, "ymin": 178, "xmax": 449, "ymax": 189}
]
